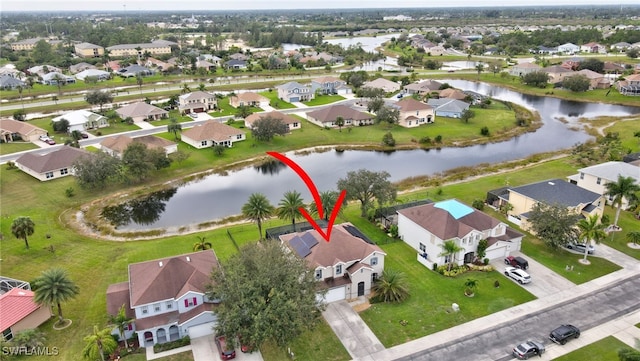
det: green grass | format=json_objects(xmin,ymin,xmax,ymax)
[
  {"xmin": 210, "ymin": 97, "xmax": 239, "ymax": 117},
  {"xmin": 0, "ymin": 141, "xmax": 39, "ymax": 154},
  {"xmin": 552, "ymin": 336, "xmax": 631, "ymax": 361},
  {"xmin": 303, "ymin": 94, "xmax": 345, "ymax": 106},
  {"xmin": 259, "ymin": 91, "xmax": 297, "ymax": 109}
]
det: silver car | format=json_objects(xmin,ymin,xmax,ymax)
[
  {"xmin": 513, "ymin": 340, "xmax": 545, "ymax": 359},
  {"xmin": 565, "ymin": 242, "xmax": 595, "ymax": 254},
  {"xmin": 504, "ymin": 266, "xmax": 532, "ymax": 284}
]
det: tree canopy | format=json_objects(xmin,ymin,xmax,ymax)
[
  {"xmin": 251, "ymin": 116, "xmax": 290, "ymax": 142},
  {"xmin": 33, "ymin": 268, "xmax": 79, "ymax": 324},
  {"xmin": 85, "ymin": 90, "xmax": 114, "ymax": 112},
  {"xmin": 563, "ymin": 74, "xmax": 591, "ymax": 92},
  {"xmin": 337, "ymin": 169, "xmax": 397, "ymax": 217},
  {"xmin": 208, "ymin": 241, "xmax": 322, "ymax": 349},
  {"xmin": 241, "ymin": 193, "xmax": 275, "ymax": 239},
  {"xmin": 526, "ymin": 202, "xmax": 580, "ymax": 248},
  {"xmin": 11, "ymin": 216, "xmax": 35, "ymax": 249}
]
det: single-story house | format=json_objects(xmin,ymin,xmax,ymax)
[
  {"xmin": 178, "ymin": 91, "xmax": 217, "ymax": 114},
  {"xmin": 119, "ymin": 65, "xmax": 153, "ymax": 78},
  {"xmin": 276, "ymin": 81, "xmax": 313, "ymax": 103},
  {"xmin": 224, "ymin": 59, "xmax": 247, "ymax": 70},
  {"xmin": 306, "ymin": 104, "xmax": 374, "ymax": 128},
  {"xmin": 426, "ymin": 98, "xmax": 470, "ymax": 118},
  {"xmin": 279, "ymin": 223, "xmax": 386, "ymax": 303},
  {"xmin": 437, "ymin": 88, "xmax": 467, "ymax": 100},
  {"xmin": 181, "ymin": 120, "xmax": 246, "ymax": 149},
  {"xmin": 0, "ymin": 288, "xmax": 52, "ymax": 341},
  {"xmin": 116, "ymin": 102, "xmax": 168, "ymax": 122},
  {"xmin": 394, "ymin": 98, "xmax": 435, "ymax": 128},
  {"xmin": 576, "ymin": 69, "xmax": 611, "ymax": 89},
  {"xmin": 14, "ymin": 145, "xmax": 92, "ymax": 181},
  {"xmin": 229, "ymin": 92, "xmax": 269, "ymax": 108},
  {"xmin": 69, "ymin": 62, "xmax": 96, "ymax": 74},
  {"xmin": 100, "ymin": 135, "xmax": 177, "ymax": 158},
  {"xmin": 75, "ymin": 69, "xmax": 110, "ymax": 81},
  {"xmin": 567, "ymin": 161, "xmax": 640, "ymax": 209},
  {"xmin": 52, "ymin": 110, "xmax": 109, "ymax": 133},
  {"xmin": 0, "ymin": 75, "xmax": 26, "ymax": 90},
  {"xmin": 244, "ymin": 111, "xmax": 301, "ymax": 131},
  {"xmin": 403, "ymin": 80, "xmax": 442, "ymax": 95},
  {"xmin": 397, "ymin": 199, "xmax": 524, "ymax": 269},
  {"xmin": 362, "ymin": 78, "xmax": 401, "ymax": 93},
  {"xmin": 0, "ymin": 119, "xmax": 48, "ymax": 143},
  {"xmin": 106, "ymin": 250, "xmax": 220, "ymax": 346},
  {"xmin": 557, "ymin": 43, "xmax": 580, "ymax": 54},
  {"xmin": 41, "ymin": 72, "xmax": 76, "ymax": 85}
]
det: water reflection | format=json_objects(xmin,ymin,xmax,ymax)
[
  {"xmin": 254, "ymin": 159, "xmax": 287, "ymax": 175},
  {"xmin": 102, "ymin": 188, "xmax": 177, "ymax": 228}
]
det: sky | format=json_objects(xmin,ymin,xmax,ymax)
[{"xmin": 2, "ymin": 0, "xmax": 639, "ymax": 12}]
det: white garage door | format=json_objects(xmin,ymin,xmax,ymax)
[
  {"xmin": 485, "ymin": 245, "xmax": 507, "ymax": 261},
  {"xmin": 188, "ymin": 322, "xmax": 215, "ymax": 339},
  {"xmin": 323, "ymin": 286, "xmax": 346, "ymax": 303}
]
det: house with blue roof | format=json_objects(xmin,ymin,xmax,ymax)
[{"xmin": 397, "ymin": 199, "xmax": 523, "ymax": 270}]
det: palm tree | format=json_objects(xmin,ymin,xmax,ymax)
[
  {"xmin": 576, "ymin": 215, "xmax": 607, "ymax": 262},
  {"xmin": 335, "ymin": 116, "xmax": 345, "ymax": 132},
  {"xmin": 276, "ymin": 190, "xmax": 306, "ymax": 231},
  {"xmin": 464, "ymin": 278, "xmax": 479, "ymax": 296},
  {"xmin": 136, "ymin": 74, "xmax": 144, "ymax": 94},
  {"xmin": 242, "ymin": 193, "xmax": 274, "ymax": 240},
  {"xmin": 193, "ymin": 235, "xmax": 212, "ymax": 251},
  {"xmin": 181, "ymin": 83, "xmax": 191, "ymax": 94},
  {"xmin": 108, "ymin": 304, "xmax": 133, "ymax": 349},
  {"xmin": 198, "ymin": 83, "xmax": 207, "ymax": 91},
  {"xmin": 371, "ymin": 269, "xmax": 409, "ymax": 303},
  {"xmin": 167, "ymin": 117, "xmax": 182, "ymax": 140},
  {"xmin": 605, "ymin": 175, "xmax": 640, "ymax": 228},
  {"xmin": 33, "ymin": 268, "xmax": 79, "ymax": 325},
  {"xmin": 11, "ymin": 216, "xmax": 35, "ymax": 249},
  {"xmin": 626, "ymin": 231, "xmax": 640, "ymax": 246},
  {"xmin": 475, "ymin": 62, "xmax": 485, "ymax": 79},
  {"xmin": 309, "ymin": 190, "xmax": 340, "ymax": 221},
  {"xmin": 439, "ymin": 239, "xmax": 464, "ymax": 271},
  {"xmin": 83, "ymin": 325, "xmax": 117, "ymax": 361}
]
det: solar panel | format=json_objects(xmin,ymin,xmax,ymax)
[
  {"xmin": 289, "ymin": 236, "xmax": 311, "ymax": 258},
  {"xmin": 301, "ymin": 232, "xmax": 319, "ymax": 249},
  {"xmin": 343, "ymin": 225, "xmax": 374, "ymax": 244}
]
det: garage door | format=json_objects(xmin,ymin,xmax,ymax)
[
  {"xmin": 188, "ymin": 322, "xmax": 215, "ymax": 339},
  {"xmin": 289, "ymin": 97, "xmax": 299, "ymax": 102},
  {"xmin": 322, "ymin": 286, "xmax": 346, "ymax": 303},
  {"xmin": 485, "ymin": 245, "xmax": 507, "ymax": 261}
]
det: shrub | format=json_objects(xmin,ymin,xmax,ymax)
[
  {"xmin": 65, "ymin": 187, "xmax": 75, "ymax": 198},
  {"xmin": 388, "ymin": 224, "xmax": 399, "ymax": 238},
  {"xmin": 434, "ymin": 135, "xmax": 443, "ymax": 143},
  {"xmin": 153, "ymin": 336, "xmax": 190, "ymax": 353},
  {"xmin": 6, "ymin": 161, "xmax": 16, "ymax": 170},
  {"xmin": 483, "ymin": 258, "xmax": 490, "ymax": 265},
  {"xmin": 472, "ymin": 199, "xmax": 485, "ymax": 210},
  {"xmin": 480, "ymin": 126, "xmax": 490, "ymax": 136},
  {"xmin": 382, "ymin": 132, "xmax": 396, "ymax": 146},
  {"xmin": 419, "ymin": 136, "xmax": 432, "ymax": 144}
]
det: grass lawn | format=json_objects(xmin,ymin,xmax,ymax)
[
  {"xmin": 259, "ymin": 90, "xmax": 297, "ymax": 109},
  {"xmin": 303, "ymin": 94, "xmax": 345, "ymax": 106},
  {"xmin": 210, "ymin": 97, "xmax": 240, "ymax": 117},
  {"xmin": 552, "ymin": 336, "xmax": 631, "ymax": 361},
  {"xmin": 0, "ymin": 141, "xmax": 39, "ymax": 154}
]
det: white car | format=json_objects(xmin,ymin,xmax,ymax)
[{"xmin": 505, "ymin": 266, "xmax": 531, "ymax": 284}]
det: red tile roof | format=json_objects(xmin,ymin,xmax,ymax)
[{"xmin": 0, "ymin": 288, "xmax": 47, "ymax": 330}]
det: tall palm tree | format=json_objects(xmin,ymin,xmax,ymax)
[
  {"xmin": 309, "ymin": 190, "xmax": 340, "ymax": 221},
  {"xmin": 439, "ymin": 239, "xmax": 464, "ymax": 271},
  {"xmin": 193, "ymin": 235, "xmax": 212, "ymax": 251},
  {"xmin": 276, "ymin": 190, "xmax": 306, "ymax": 231},
  {"xmin": 371, "ymin": 269, "xmax": 409, "ymax": 303},
  {"xmin": 576, "ymin": 215, "xmax": 606, "ymax": 262},
  {"xmin": 33, "ymin": 268, "xmax": 79, "ymax": 324},
  {"xmin": 605, "ymin": 175, "xmax": 640, "ymax": 228},
  {"xmin": 83, "ymin": 325, "xmax": 117, "ymax": 361},
  {"xmin": 11, "ymin": 216, "xmax": 35, "ymax": 249},
  {"xmin": 167, "ymin": 117, "xmax": 182, "ymax": 140},
  {"xmin": 108, "ymin": 304, "xmax": 133, "ymax": 349},
  {"xmin": 242, "ymin": 193, "xmax": 274, "ymax": 240}
]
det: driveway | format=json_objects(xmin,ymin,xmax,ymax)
[{"xmin": 191, "ymin": 334, "xmax": 264, "ymax": 361}]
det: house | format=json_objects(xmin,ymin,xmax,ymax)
[
  {"xmin": 567, "ymin": 161, "xmax": 640, "ymax": 209},
  {"xmin": 106, "ymin": 40, "xmax": 176, "ymax": 58},
  {"xmin": 279, "ymin": 223, "xmax": 386, "ymax": 303},
  {"xmin": 306, "ymin": 104, "xmax": 374, "ymax": 128},
  {"xmin": 14, "ymin": 145, "xmax": 92, "ymax": 181},
  {"xmin": 610, "ymin": 42, "xmax": 632, "ymax": 52},
  {"xmin": 542, "ymin": 65, "xmax": 575, "ymax": 84},
  {"xmin": 100, "ymin": 135, "xmax": 177, "ymax": 158},
  {"xmin": 119, "ymin": 65, "xmax": 153, "ymax": 78},
  {"xmin": 41, "ymin": 72, "xmax": 76, "ymax": 85},
  {"xmin": 580, "ymin": 42, "xmax": 607, "ymax": 54},
  {"xmin": 509, "ymin": 62, "xmax": 542, "ymax": 77},
  {"xmin": 229, "ymin": 92, "xmax": 269, "ymax": 108},
  {"xmin": 75, "ymin": 69, "xmax": 110, "ymax": 82},
  {"xmin": 394, "ymin": 98, "xmax": 435, "ymax": 128},
  {"xmin": 244, "ymin": 111, "xmax": 301, "ymax": 131},
  {"xmin": 362, "ymin": 78, "xmax": 401, "ymax": 93},
  {"xmin": 145, "ymin": 58, "xmax": 173, "ymax": 72},
  {"xmin": 617, "ymin": 73, "xmax": 640, "ymax": 96},
  {"xmin": 10, "ymin": 37, "xmax": 61, "ymax": 51},
  {"xmin": 74, "ymin": 42, "xmax": 104, "ymax": 58},
  {"xmin": 561, "ymin": 57, "xmax": 584, "ymax": 70},
  {"xmin": 0, "ymin": 75, "xmax": 26, "ymax": 90},
  {"xmin": 557, "ymin": 43, "xmax": 580, "ymax": 55},
  {"xmin": 576, "ymin": 69, "xmax": 611, "ymax": 89},
  {"xmin": 489, "ymin": 179, "xmax": 605, "ymax": 231},
  {"xmin": 181, "ymin": 120, "xmax": 246, "ymax": 149},
  {"xmin": 276, "ymin": 81, "xmax": 313, "ymax": 103},
  {"xmin": 426, "ymin": 98, "xmax": 470, "ymax": 118},
  {"xmin": 437, "ymin": 88, "xmax": 467, "ymax": 100},
  {"xmin": 403, "ymin": 80, "xmax": 442, "ymax": 95},
  {"xmin": 178, "ymin": 91, "xmax": 217, "ymax": 114},
  {"xmin": 52, "ymin": 110, "xmax": 109, "ymax": 133},
  {"xmin": 397, "ymin": 199, "xmax": 524, "ymax": 269},
  {"xmin": 223, "ymin": 59, "xmax": 247, "ymax": 70},
  {"xmin": 69, "ymin": 62, "xmax": 96, "ymax": 74},
  {"xmin": 116, "ymin": 102, "xmax": 168, "ymax": 122},
  {"xmin": 0, "ymin": 119, "xmax": 48, "ymax": 143},
  {"xmin": 195, "ymin": 59, "xmax": 217, "ymax": 72},
  {"xmin": 27, "ymin": 65, "xmax": 62, "ymax": 77},
  {"xmin": 310, "ymin": 76, "xmax": 351, "ymax": 95},
  {"xmin": 106, "ymin": 250, "xmax": 220, "ymax": 346},
  {"xmin": 0, "ymin": 288, "xmax": 52, "ymax": 341}
]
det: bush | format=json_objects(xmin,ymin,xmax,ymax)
[
  {"xmin": 480, "ymin": 126, "xmax": 490, "ymax": 136},
  {"xmin": 382, "ymin": 132, "xmax": 396, "ymax": 147},
  {"xmin": 472, "ymin": 199, "xmax": 485, "ymax": 210},
  {"xmin": 434, "ymin": 135, "xmax": 443, "ymax": 143},
  {"xmin": 483, "ymin": 258, "xmax": 490, "ymax": 265},
  {"xmin": 153, "ymin": 336, "xmax": 190, "ymax": 353},
  {"xmin": 6, "ymin": 161, "xmax": 16, "ymax": 170},
  {"xmin": 419, "ymin": 136, "xmax": 432, "ymax": 144},
  {"xmin": 65, "ymin": 187, "xmax": 75, "ymax": 198}
]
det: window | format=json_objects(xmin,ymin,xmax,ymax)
[
  {"xmin": 200, "ymin": 141, "xmax": 207, "ymax": 147},
  {"xmin": 154, "ymin": 303, "xmax": 161, "ymax": 312},
  {"xmin": 444, "ymin": 255, "xmax": 452, "ymax": 264},
  {"xmin": 184, "ymin": 297, "xmax": 198, "ymax": 307},
  {"xmin": 141, "ymin": 306, "xmax": 148, "ymax": 314},
  {"xmin": 335, "ymin": 265, "xmax": 342, "ymax": 275},
  {"xmin": 597, "ymin": 177, "xmax": 602, "ymax": 185},
  {"xmin": 579, "ymin": 172, "xmax": 584, "ymax": 180},
  {"xmin": 2, "ymin": 328, "xmax": 12, "ymax": 341},
  {"xmin": 45, "ymin": 172, "xmax": 54, "ymax": 179},
  {"xmin": 371, "ymin": 257, "xmax": 378, "ymax": 266},
  {"xmin": 419, "ymin": 243, "xmax": 426, "ymax": 252},
  {"xmin": 293, "ymin": 122, "xmax": 299, "ymax": 127},
  {"xmin": 166, "ymin": 301, "xmax": 173, "ymax": 309},
  {"xmin": 315, "ymin": 269, "xmax": 322, "ymax": 279},
  {"xmin": 236, "ymin": 134, "xmax": 242, "ymax": 139},
  {"xmin": 60, "ymin": 168, "xmax": 68, "ymax": 175},
  {"xmin": 372, "ymin": 273, "xmax": 379, "ymax": 282}
]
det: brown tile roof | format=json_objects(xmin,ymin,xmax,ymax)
[
  {"xmin": 396, "ymin": 98, "xmax": 433, "ymax": 112},
  {"xmin": 231, "ymin": 92, "xmax": 268, "ymax": 103},
  {"xmin": 116, "ymin": 102, "xmax": 167, "ymax": 119},
  {"xmin": 438, "ymin": 88, "xmax": 467, "ymax": 100},
  {"xmin": 182, "ymin": 120, "xmax": 245, "ymax": 142},
  {"xmin": 0, "ymin": 288, "xmax": 46, "ymax": 330},
  {"xmin": 0, "ymin": 118, "xmax": 45, "ymax": 136},
  {"xmin": 15, "ymin": 145, "xmax": 92, "ymax": 173},
  {"xmin": 245, "ymin": 111, "xmax": 299, "ymax": 126},
  {"xmin": 279, "ymin": 223, "xmax": 385, "ymax": 268},
  {"xmin": 306, "ymin": 105, "xmax": 373, "ymax": 123},
  {"xmin": 106, "ymin": 282, "xmax": 135, "ymax": 318},
  {"xmin": 101, "ymin": 135, "xmax": 175, "ymax": 153},
  {"xmin": 128, "ymin": 250, "xmax": 219, "ymax": 307}
]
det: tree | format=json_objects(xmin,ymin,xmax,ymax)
[
  {"xmin": 526, "ymin": 202, "xmax": 580, "ymax": 249},
  {"xmin": 83, "ymin": 325, "xmax": 118, "ymax": 361},
  {"xmin": 52, "ymin": 118, "xmax": 70, "ymax": 133},
  {"xmin": 85, "ymin": 90, "xmax": 114, "ymax": 113},
  {"xmin": 618, "ymin": 348, "xmax": 640, "ymax": 361},
  {"xmin": 464, "ymin": 278, "xmax": 479, "ymax": 296},
  {"xmin": 522, "ymin": 71, "xmax": 549, "ymax": 88},
  {"xmin": 627, "ymin": 47, "xmax": 639, "ymax": 59},
  {"xmin": 32, "ymin": 40, "xmax": 54, "ymax": 63},
  {"xmin": 276, "ymin": 190, "xmax": 306, "ymax": 231},
  {"xmin": 208, "ymin": 241, "xmax": 321, "ymax": 349},
  {"xmin": 476, "ymin": 239, "xmax": 488, "ymax": 259},
  {"xmin": 460, "ymin": 109, "xmax": 475, "ymax": 123},
  {"xmin": 242, "ymin": 193, "xmax": 274, "ymax": 239},
  {"xmin": 337, "ymin": 169, "xmax": 397, "ymax": 217},
  {"xmin": 563, "ymin": 74, "xmax": 590, "ymax": 92},
  {"xmin": 488, "ymin": 61, "xmax": 501, "ymax": 76},
  {"xmin": 367, "ymin": 97, "xmax": 385, "ymax": 113},
  {"xmin": 439, "ymin": 239, "xmax": 464, "ymax": 271},
  {"xmin": 576, "ymin": 215, "xmax": 606, "ymax": 262},
  {"xmin": 235, "ymin": 105, "xmax": 252, "ymax": 119},
  {"xmin": 11, "ymin": 216, "xmax": 35, "ymax": 249},
  {"xmin": 309, "ymin": 190, "xmax": 342, "ymax": 221},
  {"xmin": 251, "ymin": 116, "xmax": 289, "ymax": 142},
  {"xmin": 73, "ymin": 152, "xmax": 122, "ymax": 189},
  {"xmin": 627, "ymin": 231, "xmax": 640, "ymax": 246},
  {"xmin": 193, "ymin": 235, "xmax": 212, "ymax": 251},
  {"xmin": 605, "ymin": 175, "xmax": 640, "ymax": 228},
  {"xmin": 375, "ymin": 105, "xmax": 400, "ymax": 126},
  {"xmin": 371, "ymin": 269, "xmax": 410, "ymax": 303},
  {"xmin": 167, "ymin": 117, "xmax": 182, "ymax": 140},
  {"xmin": 382, "ymin": 132, "xmax": 395, "ymax": 146},
  {"xmin": 475, "ymin": 62, "xmax": 485, "ymax": 78},
  {"xmin": 122, "ymin": 143, "xmax": 155, "ymax": 182},
  {"xmin": 578, "ymin": 58, "xmax": 604, "ymax": 73},
  {"xmin": 108, "ymin": 304, "xmax": 133, "ymax": 349},
  {"xmin": 13, "ymin": 109, "xmax": 26, "ymax": 121},
  {"xmin": 33, "ymin": 268, "xmax": 79, "ymax": 324},
  {"xmin": 335, "ymin": 116, "xmax": 345, "ymax": 132}
]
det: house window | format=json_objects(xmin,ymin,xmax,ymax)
[
  {"xmin": 184, "ymin": 297, "xmax": 198, "ymax": 307},
  {"xmin": 335, "ymin": 265, "xmax": 342, "ymax": 275},
  {"xmin": 444, "ymin": 255, "xmax": 452, "ymax": 263},
  {"xmin": 315, "ymin": 269, "xmax": 322, "ymax": 279},
  {"xmin": 293, "ymin": 122, "xmax": 299, "ymax": 127},
  {"xmin": 200, "ymin": 141, "xmax": 207, "ymax": 147},
  {"xmin": 166, "ymin": 301, "xmax": 173, "ymax": 309},
  {"xmin": 60, "ymin": 168, "xmax": 68, "ymax": 175},
  {"xmin": 127, "ymin": 324, "xmax": 133, "ymax": 331},
  {"xmin": 236, "ymin": 134, "xmax": 242, "ymax": 139},
  {"xmin": 2, "ymin": 328, "xmax": 12, "ymax": 341},
  {"xmin": 141, "ymin": 306, "xmax": 148, "ymax": 314},
  {"xmin": 154, "ymin": 303, "xmax": 161, "ymax": 312},
  {"xmin": 372, "ymin": 273, "xmax": 379, "ymax": 282},
  {"xmin": 579, "ymin": 172, "xmax": 584, "ymax": 180},
  {"xmin": 419, "ymin": 243, "xmax": 426, "ymax": 252},
  {"xmin": 45, "ymin": 172, "xmax": 54, "ymax": 179},
  {"xmin": 371, "ymin": 257, "xmax": 378, "ymax": 266},
  {"xmin": 597, "ymin": 177, "xmax": 602, "ymax": 185}
]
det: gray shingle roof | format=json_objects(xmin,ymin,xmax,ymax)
[{"xmin": 510, "ymin": 179, "xmax": 601, "ymax": 207}]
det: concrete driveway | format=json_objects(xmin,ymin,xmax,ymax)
[
  {"xmin": 190, "ymin": 334, "xmax": 264, "ymax": 361},
  {"xmin": 322, "ymin": 300, "xmax": 384, "ymax": 360}
]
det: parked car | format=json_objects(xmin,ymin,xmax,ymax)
[
  {"xmin": 549, "ymin": 324, "xmax": 580, "ymax": 345},
  {"xmin": 39, "ymin": 135, "xmax": 56, "ymax": 145},
  {"xmin": 215, "ymin": 335, "xmax": 236, "ymax": 360},
  {"xmin": 504, "ymin": 266, "xmax": 531, "ymax": 284},
  {"xmin": 504, "ymin": 255, "xmax": 529, "ymax": 270},
  {"xmin": 80, "ymin": 132, "xmax": 89, "ymax": 139},
  {"xmin": 565, "ymin": 242, "xmax": 595, "ymax": 254},
  {"xmin": 189, "ymin": 112, "xmax": 198, "ymax": 119},
  {"xmin": 512, "ymin": 340, "xmax": 545, "ymax": 359},
  {"xmin": 396, "ymin": 93, "xmax": 403, "ymax": 99}
]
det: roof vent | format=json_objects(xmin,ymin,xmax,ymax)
[
  {"xmin": 159, "ymin": 261, "xmax": 163, "ymax": 267},
  {"xmin": 186, "ymin": 256, "xmax": 191, "ymax": 262},
  {"xmin": 548, "ymin": 181, "xmax": 555, "ymax": 186}
]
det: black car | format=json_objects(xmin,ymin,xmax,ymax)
[{"xmin": 549, "ymin": 324, "xmax": 580, "ymax": 345}]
